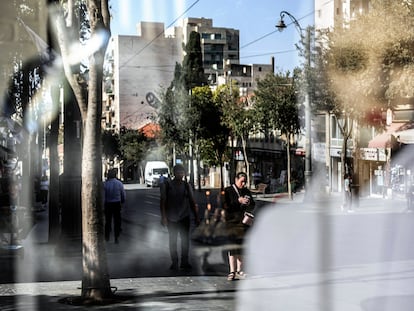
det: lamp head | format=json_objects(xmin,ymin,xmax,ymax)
[{"xmin": 276, "ymin": 19, "xmax": 287, "ymax": 31}]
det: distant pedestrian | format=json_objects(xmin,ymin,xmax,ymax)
[
  {"xmin": 343, "ymin": 174, "xmax": 352, "ymax": 212},
  {"xmin": 104, "ymin": 168, "xmax": 125, "ymax": 244},
  {"xmin": 159, "ymin": 173, "xmax": 168, "ymax": 186},
  {"xmin": 160, "ymin": 164, "xmax": 200, "ymax": 271},
  {"xmin": 252, "ymin": 170, "xmax": 262, "ymax": 188},
  {"xmin": 39, "ymin": 175, "xmax": 49, "ymax": 209},
  {"xmin": 224, "ymin": 172, "xmax": 255, "ymax": 281}
]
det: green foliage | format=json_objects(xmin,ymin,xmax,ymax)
[
  {"xmin": 192, "ymin": 86, "xmax": 230, "ymax": 166},
  {"xmin": 159, "ymin": 34, "xmax": 210, "ymax": 161},
  {"xmin": 158, "ymin": 78, "xmax": 188, "ymax": 152},
  {"xmin": 319, "ymin": 0, "xmax": 414, "ymax": 124},
  {"xmin": 332, "ymin": 46, "xmax": 368, "ymax": 73},
  {"xmin": 182, "ymin": 31, "xmax": 207, "ymax": 90},
  {"xmin": 101, "ymin": 130, "xmax": 119, "ymax": 159},
  {"xmin": 254, "ymin": 72, "xmax": 301, "ymax": 137},
  {"xmin": 216, "ymin": 82, "xmax": 254, "ymax": 139},
  {"xmin": 118, "ymin": 127, "xmax": 148, "ymax": 164}
]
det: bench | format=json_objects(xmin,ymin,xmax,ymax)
[{"xmin": 250, "ymin": 183, "xmax": 268, "ymax": 197}]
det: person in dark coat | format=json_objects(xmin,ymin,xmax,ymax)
[
  {"xmin": 104, "ymin": 168, "xmax": 125, "ymax": 244},
  {"xmin": 224, "ymin": 172, "xmax": 255, "ymax": 281},
  {"xmin": 160, "ymin": 164, "xmax": 200, "ymax": 271}
]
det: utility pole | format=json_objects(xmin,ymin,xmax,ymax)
[{"xmin": 276, "ymin": 11, "xmax": 313, "ymax": 197}]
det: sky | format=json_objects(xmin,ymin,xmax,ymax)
[{"xmin": 109, "ymin": 0, "xmax": 315, "ymax": 72}]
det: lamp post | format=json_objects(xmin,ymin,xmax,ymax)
[{"xmin": 276, "ymin": 11, "xmax": 312, "ymax": 196}]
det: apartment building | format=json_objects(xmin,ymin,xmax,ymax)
[
  {"xmin": 315, "ymin": 0, "xmax": 371, "ymax": 29},
  {"xmin": 108, "ymin": 18, "xmax": 242, "ymax": 132},
  {"xmin": 108, "ymin": 22, "xmax": 183, "ymax": 131}
]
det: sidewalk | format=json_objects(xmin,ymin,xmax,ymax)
[
  {"xmin": 254, "ymin": 189, "xmax": 410, "ymax": 214},
  {"xmin": 0, "ymin": 275, "xmax": 239, "ymax": 310}
]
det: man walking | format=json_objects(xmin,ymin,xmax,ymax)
[
  {"xmin": 160, "ymin": 164, "xmax": 200, "ymax": 271},
  {"xmin": 104, "ymin": 168, "xmax": 125, "ymax": 243},
  {"xmin": 343, "ymin": 174, "xmax": 353, "ymax": 212}
]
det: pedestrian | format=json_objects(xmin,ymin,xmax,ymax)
[
  {"xmin": 252, "ymin": 170, "xmax": 262, "ymax": 188},
  {"xmin": 39, "ymin": 175, "xmax": 49, "ymax": 209},
  {"xmin": 104, "ymin": 168, "xmax": 125, "ymax": 244},
  {"xmin": 159, "ymin": 173, "xmax": 168, "ymax": 186},
  {"xmin": 343, "ymin": 174, "xmax": 352, "ymax": 212},
  {"xmin": 160, "ymin": 164, "xmax": 200, "ymax": 271},
  {"xmin": 0, "ymin": 177, "xmax": 22, "ymax": 245},
  {"xmin": 224, "ymin": 172, "xmax": 255, "ymax": 281}
]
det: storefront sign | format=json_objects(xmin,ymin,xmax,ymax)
[
  {"xmin": 360, "ymin": 148, "xmax": 378, "ymax": 161},
  {"xmin": 329, "ymin": 148, "xmax": 352, "ymax": 158},
  {"xmin": 378, "ymin": 148, "xmax": 387, "ymax": 161}
]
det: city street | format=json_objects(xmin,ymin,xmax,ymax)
[{"xmin": 1, "ymin": 185, "xmax": 414, "ymax": 310}]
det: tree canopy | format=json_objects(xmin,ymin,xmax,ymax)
[
  {"xmin": 254, "ymin": 71, "xmax": 301, "ymax": 138},
  {"xmin": 320, "ymin": 0, "xmax": 414, "ymax": 124}
]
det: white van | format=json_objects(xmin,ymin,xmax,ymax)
[{"xmin": 144, "ymin": 161, "xmax": 169, "ymax": 187}]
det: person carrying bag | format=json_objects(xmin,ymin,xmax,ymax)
[{"xmin": 223, "ymin": 172, "xmax": 255, "ymax": 281}]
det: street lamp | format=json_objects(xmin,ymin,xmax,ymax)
[{"xmin": 276, "ymin": 10, "xmax": 312, "ymax": 196}]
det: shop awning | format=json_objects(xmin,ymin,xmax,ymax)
[
  {"xmin": 368, "ymin": 123, "xmax": 406, "ymax": 148},
  {"xmin": 393, "ymin": 128, "xmax": 414, "ymax": 144}
]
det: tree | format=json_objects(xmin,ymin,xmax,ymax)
[
  {"xmin": 254, "ymin": 71, "xmax": 301, "ymax": 199},
  {"xmin": 182, "ymin": 31, "xmax": 207, "ymax": 188},
  {"xmin": 158, "ymin": 63, "xmax": 188, "ymax": 165},
  {"xmin": 159, "ymin": 32, "xmax": 207, "ymax": 187},
  {"xmin": 118, "ymin": 127, "xmax": 149, "ymax": 179},
  {"xmin": 192, "ymin": 85, "xmax": 231, "ymax": 190},
  {"xmin": 51, "ymin": 0, "xmax": 112, "ymax": 301},
  {"xmin": 313, "ymin": 0, "xmax": 414, "ymax": 181},
  {"xmin": 181, "ymin": 31, "xmax": 207, "ymax": 91},
  {"xmin": 217, "ymin": 81, "xmax": 255, "ymax": 185}
]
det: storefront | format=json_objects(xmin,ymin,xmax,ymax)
[{"xmin": 359, "ymin": 148, "xmax": 389, "ymax": 197}]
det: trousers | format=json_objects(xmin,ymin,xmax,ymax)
[
  {"xmin": 105, "ymin": 201, "xmax": 122, "ymax": 241},
  {"xmin": 167, "ymin": 216, "xmax": 190, "ymax": 264}
]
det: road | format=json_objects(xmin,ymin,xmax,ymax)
[{"xmin": 0, "ymin": 184, "xmax": 226, "ymax": 283}]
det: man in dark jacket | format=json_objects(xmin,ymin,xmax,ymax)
[
  {"xmin": 160, "ymin": 164, "xmax": 200, "ymax": 271},
  {"xmin": 104, "ymin": 168, "xmax": 125, "ymax": 244}
]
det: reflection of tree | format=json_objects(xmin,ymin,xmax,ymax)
[{"xmin": 314, "ymin": 1, "xmax": 414, "ymax": 188}]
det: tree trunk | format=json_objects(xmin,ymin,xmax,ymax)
[
  {"xmin": 48, "ymin": 85, "xmax": 60, "ymax": 242},
  {"xmin": 287, "ymin": 134, "xmax": 292, "ymax": 200},
  {"xmin": 53, "ymin": 0, "xmax": 112, "ymax": 301},
  {"xmin": 341, "ymin": 137, "xmax": 348, "ymax": 178},
  {"xmin": 241, "ymin": 136, "xmax": 250, "ymax": 186},
  {"xmin": 81, "ymin": 48, "xmax": 111, "ymax": 300}
]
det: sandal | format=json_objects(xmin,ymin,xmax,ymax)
[
  {"xmin": 236, "ymin": 271, "xmax": 247, "ymax": 280},
  {"xmin": 227, "ymin": 272, "xmax": 236, "ymax": 281}
]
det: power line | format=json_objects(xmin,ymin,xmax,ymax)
[
  {"xmin": 241, "ymin": 49, "xmax": 297, "ymax": 60},
  {"xmin": 119, "ymin": 0, "xmax": 201, "ymax": 69},
  {"xmin": 240, "ymin": 0, "xmax": 333, "ymax": 51}
]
